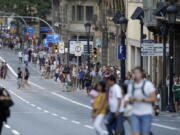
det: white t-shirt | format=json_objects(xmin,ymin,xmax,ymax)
[
  {"xmin": 108, "ymin": 84, "xmax": 124, "ymax": 113},
  {"xmin": 128, "ymin": 80, "xmax": 155, "ymax": 115},
  {"xmin": 24, "ymin": 54, "xmax": 28, "ymax": 61},
  {"xmin": 18, "ymin": 52, "xmax": 22, "ymax": 58}
]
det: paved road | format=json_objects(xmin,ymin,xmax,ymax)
[{"xmin": 0, "ymin": 48, "xmax": 180, "ymax": 135}]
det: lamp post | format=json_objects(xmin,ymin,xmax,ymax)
[
  {"xmin": 160, "ymin": 22, "xmax": 168, "ymax": 111},
  {"xmin": 84, "ymin": 22, "xmax": 92, "ymax": 73},
  {"xmin": 166, "ymin": 2, "xmax": 177, "ymax": 112},
  {"xmin": 119, "ymin": 14, "xmax": 128, "ymax": 83},
  {"xmin": 131, "ymin": 7, "xmax": 145, "ymax": 69}
]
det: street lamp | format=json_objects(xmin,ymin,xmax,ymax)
[
  {"xmin": 153, "ymin": 2, "xmax": 168, "ymax": 111},
  {"xmin": 119, "ymin": 14, "xmax": 128, "ymax": 83},
  {"xmin": 84, "ymin": 22, "xmax": 92, "ymax": 73},
  {"xmin": 166, "ymin": 3, "xmax": 177, "ymax": 112},
  {"xmin": 131, "ymin": 7, "xmax": 146, "ymax": 68}
]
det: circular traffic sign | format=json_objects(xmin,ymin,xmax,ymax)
[{"xmin": 75, "ymin": 46, "xmax": 81, "ymax": 52}]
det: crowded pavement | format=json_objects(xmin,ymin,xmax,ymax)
[
  {"xmin": 0, "ymin": 0, "xmax": 180, "ymax": 135},
  {"xmin": 0, "ymin": 42, "xmax": 180, "ymax": 135}
]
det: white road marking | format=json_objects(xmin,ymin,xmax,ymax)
[
  {"xmin": 84, "ymin": 125, "xmax": 94, "ymax": 129},
  {"xmin": 25, "ymin": 101, "xmax": 30, "ymax": 104},
  {"xmin": 9, "ymin": 90, "xmax": 27, "ymax": 102},
  {"xmin": 0, "ymin": 56, "xmax": 45, "ymax": 90},
  {"xmin": 3, "ymin": 124, "xmax": 21, "ymax": 135},
  {"xmin": 52, "ymin": 113, "xmax": 58, "ymax": 116},
  {"xmin": 36, "ymin": 107, "xmax": 42, "ymax": 110},
  {"xmin": 30, "ymin": 104, "xmax": 36, "ymax": 107},
  {"xmin": 51, "ymin": 92, "xmax": 92, "ymax": 110},
  {"xmin": 152, "ymin": 123, "xmax": 180, "ymax": 131},
  {"xmin": 11, "ymin": 129, "xmax": 20, "ymax": 135},
  {"xmin": 60, "ymin": 116, "xmax": 68, "ymax": 120},
  {"xmin": 44, "ymin": 110, "xmax": 49, "ymax": 113},
  {"xmin": 71, "ymin": 120, "xmax": 80, "ymax": 125},
  {"xmin": 4, "ymin": 124, "xmax": 11, "ymax": 129}
]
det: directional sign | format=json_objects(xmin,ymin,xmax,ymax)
[
  {"xmin": 46, "ymin": 34, "xmax": 60, "ymax": 44},
  {"xmin": 141, "ymin": 52, "xmax": 164, "ymax": 56},
  {"xmin": 26, "ymin": 27, "xmax": 35, "ymax": 37},
  {"xmin": 142, "ymin": 43, "xmax": 169, "ymax": 48}
]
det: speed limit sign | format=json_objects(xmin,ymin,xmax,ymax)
[{"xmin": 75, "ymin": 43, "xmax": 83, "ymax": 56}]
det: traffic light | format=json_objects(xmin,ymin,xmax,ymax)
[
  {"xmin": 54, "ymin": 44, "xmax": 58, "ymax": 53},
  {"xmin": 93, "ymin": 47, "xmax": 97, "ymax": 58}
]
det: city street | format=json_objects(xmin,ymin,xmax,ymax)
[{"xmin": 0, "ymin": 49, "xmax": 180, "ymax": 135}]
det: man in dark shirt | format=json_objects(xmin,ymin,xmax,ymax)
[{"xmin": 17, "ymin": 67, "xmax": 23, "ymax": 89}]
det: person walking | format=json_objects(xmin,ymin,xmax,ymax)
[
  {"xmin": 23, "ymin": 67, "xmax": 30, "ymax": 87},
  {"xmin": 92, "ymin": 81, "xmax": 108, "ymax": 135},
  {"xmin": 106, "ymin": 75, "xmax": 125, "ymax": 135},
  {"xmin": 127, "ymin": 67, "xmax": 156, "ymax": 135},
  {"xmin": 18, "ymin": 51, "xmax": 23, "ymax": 63},
  {"xmin": 173, "ymin": 77, "xmax": 180, "ymax": 113},
  {"xmin": 23, "ymin": 53, "xmax": 29, "ymax": 67},
  {"xmin": 78, "ymin": 68, "xmax": 85, "ymax": 90},
  {"xmin": 0, "ymin": 87, "xmax": 14, "ymax": 135},
  {"xmin": 2, "ymin": 63, "xmax": 8, "ymax": 79},
  {"xmin": 17, "ymin": 67, "xmax": 23, "ymax": 89}
]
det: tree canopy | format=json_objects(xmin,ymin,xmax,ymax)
[{"xmin": 0, "ymin": 0, "xmax": 52, "ymax": 19}]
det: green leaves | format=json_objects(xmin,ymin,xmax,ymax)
[{"xmin": 0, "ymin": 0, "xmax": 51, "ymax": 19}]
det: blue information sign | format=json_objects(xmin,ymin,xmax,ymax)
[
  {"xmin": 46, "ymin": 34, "xmax": 60, "ymax": 44},
  {"xmin": 118, "ymin": 45, "xmax": 126, "ymax": 60},
  {"xmin": 26, "ymin": 27, "xmax": 35, "ymax": 36}
]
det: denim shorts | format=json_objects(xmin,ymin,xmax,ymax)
[{"xmin": 131, "ymin": 114, "xmax": 152, "ymax": 135}]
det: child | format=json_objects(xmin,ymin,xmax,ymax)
[{"xmin": 89, "ymin": 84, "xmax": 99, "ymax": 106}]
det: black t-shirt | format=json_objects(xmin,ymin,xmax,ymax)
[{"xmin": 17, "ymin": 71, "xmax": 22, "ymax": 79}]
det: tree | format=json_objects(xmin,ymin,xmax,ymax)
[{"xmin": 0, "ymin": 0, "xmax": 52, "ymax": 19}]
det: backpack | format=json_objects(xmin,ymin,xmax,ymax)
[
  {"xmin": 132, "ymin": 80, "xmax": 148, "ymax": 97},
  {"xmin": 0, "ymin": 87, "xmax": 14, "ymax": 122}
]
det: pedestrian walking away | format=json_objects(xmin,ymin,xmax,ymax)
[
  {"xmin": 23, "ymin": 67, "xmax": 30, "ymax": 87},
  {"xmin": 17, "ymin": 67, "xmax": 23, "ymax": 89}
]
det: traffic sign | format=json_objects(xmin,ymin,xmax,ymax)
[
  {"xmin": 75, "ymin": 42, "xmax": 83, "ymax": 56},
  {"xmin": 142, "ymin": 43, "xmax": 169, "ymax": 48},
  {"xmin": 26, "ymin": 27, "xmax": 35, "ymax": 37},
  {"xmin": 46, "ymin": 34, "xmax": 60, "ymax": 44},
  {"xmin": 69, "ymin": 41, "xmax": 93, "ymax": 55},
  {"xmin": 59, "ymin": 41, "xmax": 65, "ymax": 54},
  {"xmin": 117, "ymin": 45, "xmax": 126, "ymax": 60}
]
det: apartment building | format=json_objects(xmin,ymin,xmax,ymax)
[{"xmin": 52, "ymin": 0, "xmax": 98, "ymax": 63}]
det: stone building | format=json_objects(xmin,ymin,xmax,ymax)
[{"xmin": 52, "ymin": 0, "xmax": 98, "ymax": 64}]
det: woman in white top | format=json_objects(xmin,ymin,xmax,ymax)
[{"xmin": 127, "ymin": 67, "xmax": 156, "ymax": 135}]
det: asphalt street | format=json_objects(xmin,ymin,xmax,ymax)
[{"xmin": 0, "ymin": 48, "xmax": 180, "ymax": 135}]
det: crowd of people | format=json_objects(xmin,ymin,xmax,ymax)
[
  {"xmin": 1, "ymin": 32, "xmax": 180, "ymax": 135},
  {"xmin": 89, "ymin": 67, "xmax": 157, "ymax": 135}
]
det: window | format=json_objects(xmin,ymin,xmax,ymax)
[
  {"xmin": 77, "ymin": 6, "xmax": 84, "ymax": 21},
  {"xmin": 86, "ymin": 6, "xmax": 93, "ymax": 21},
  {"xmin": 72, "ymin": 6, "xmax": 76, "ymax": 21}
]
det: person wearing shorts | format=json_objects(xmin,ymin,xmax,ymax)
[{"xmin": 127, "ymin": 67, "xmax": 156, "ymax": 135}]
